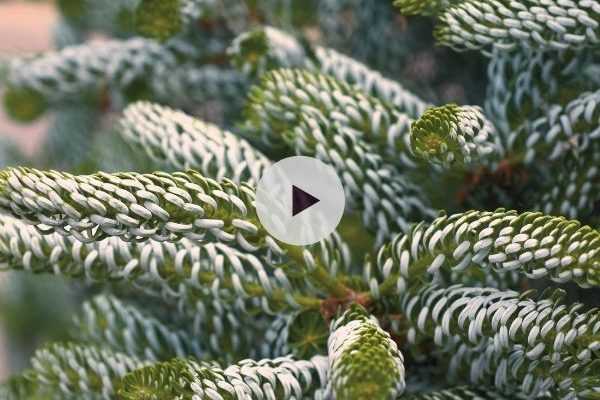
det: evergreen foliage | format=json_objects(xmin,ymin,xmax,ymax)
[
  {"xmin": 410, "ymin": 104, "xmax": 497, "ymax": 166},
  {"xmin": 0, "ymin": 1, "xmax": 599, "ymax": 399}
]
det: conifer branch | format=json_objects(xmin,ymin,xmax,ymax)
[
  {"xmin": 117, "ymin": 355, "xmax": 328, "ymax": 399},
  {"xmin": 132, "ymin": 0, "xmax": 260, "ymax": 41},
  {"xmin": 3, "ymin": 38, "xmax": 200, "ymax": 116},
  {"xmin": 258, "ymin": 315, "xmax": 295, "ymax": 359},
  {"xmin": 443, "ymin": 338, "xmax": 600, "ymax": 398},
  {"xmin": 393, "ymin": 0, "xmax": 460, "ymax": 16},
  {"xmin": 0, "ymin": 167, "xmax": 264, "ymax": 245},
  {"xmin": 0, "ymin": 375, "xmax": 57, "ymax": 400},
  {"xmin": 0, "ymin": 215, "xmax": 329, "ymax": 314},
  {"xmin": 410, "ymin": 104, "xmax": 499, "ymax": 166},
  {"xmin": 522, "ymin": 89, "xmax": 600, "ymax": 164},
  {"xmin": 30, "ymin": 342, "xmax": 147, "ymax": 398},
  {"xmin": 180, "ymin": 298, "xmax": 283, "ymax": 363},
  {"xmin": 120, "ymin": 102, "xmax": 270, "ymax": 184},
  {"xmin": 149, "ymin": 65, "xmax": 248, "ymax": 114},
  {"xmin": 0, "ymin": 166, "xmax": 353, "ymax": 298},
  {"xmin": 230, "ymin": 26, "xmax": 430, "ymax": 117},
  {"xmin": 485, "ymin": 49, "xmax": 590, "ymax": 142},
  {"xmin": 367, "ymin": 210, "xmax": 600, "ymax": 299},
  {"xmin": 294, "ymin": 115, "xmax": 434, "ymax": 241},
  {"xmin": 327, "ymin": 304, "xmax": 405, "ymax": 399},
  {"xmin": 537, "ymin": 149, "xmax": 600, "ymax": 220},
  {"xmin": 73, "ymin": 295, "xmax": 204, "ymax": 361},
  {"xmin": 403, "ymin": 386, "xmax": 539, "ymax": 399},
  {"xmin": 244, "ymin": 69, "xmax": 435, "ymax": 242},
  {"xmin": 410, "ymin": 0, "xmax": 600, "ymax": 52},
  {"xmin": 244, "ymin": 68, "xmax": 417, "ymax": 165},
  {"xmin": 402, "ymin": 285, "xmax": 600, "ymax": 365},
  {"xmin": 2, "ymin": 2, "xmax": 600, "ymax": 398},
  {"xmin": 259, "ymin": 310, "xmax": 330, "ymax": 360}
]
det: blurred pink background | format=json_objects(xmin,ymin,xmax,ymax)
[{"xmin": 0, "ymin": 1, "xmax": 57, "ymax": 157}]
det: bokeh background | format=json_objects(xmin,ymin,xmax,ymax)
[
  {"xmin": 0, "ymin": 1, "xmax": 55, "ymax": 155},
  {"xmin": 0, "ymin": 0, "xmax": 491, "ymax": 379},
  {"xmin": 0, "ymin": 0, "xmax": 75, "ymax": 379}
]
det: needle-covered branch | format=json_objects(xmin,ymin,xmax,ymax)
[
  {"xmin": 0, "ymin": 215, "xmax": 339, "ymax": 313},
  {"xmin": 521, "ymin": 89, "xmax": 600, "ymax": 164},
  {"xmin": 0, "ymin": 375, "xmax": 62, "ymax": 400},
  {"xmin": 2, "ymin": 1, "xmax": 600, "ymax": 398},
  {"xmin": 3, "ymin": 38, "xmax": 199, "ymax": 120},
  {"xmin": 0, "ymin": 167, "xmax": 265, "ymax": 245},
  {"xmin": 73, "ymin": 295, "xmax": 204, "ymax": 361},
  {"xmin": 130, "ymin": 0, "xmax": 298, "ymax": 41},
  {"xmin": 117, "ymin": 355, "xmax": 328, "ymax": 399},
  {"xmin": 244, "ymin": 68, "xmax": 417, "ymax": 165},
  {"xmin": 30, "ymin": 342, "xmax": 147, "ymax": 398},
  {"xmin": 149, "ymin": 65, "xmax": 248, "ymax": 115},
  {"xmin": 327, "ymin": 304, "xmax": 405, "ymax": 399},
  {"xmin": 244, "ymin": 69, "xmax": 435, "ymax": 242},
  {"xmin": 403, "ymin": 386, "xmax": 539, "ymax": 399},
  {"xmin": 485, "ymin": 49, "xmax": 592, "ymax": 143},
  {"xmin": 120, "ymin": 102, "xmax": 270, "ymax": 184},
  {"xmin": 402, "ymin": 285, "xmax": 600, "ymax": 364},
  {"xmin": 444, "ymin": 337, "xmax": 600, "ymax": 398},
  {"xmin": 537, "ymin": 148, "xmax": 600, "ymax": 220},
  {"xmin": 393, "ymin": 0, "xmax": 461, "ymax": 16},
  {"xmin": 403, "ymin": 0, "xmax": 600, "ymax": 53},
  {"xmin": 410, "ymin": 104, "xmax": 499, "ymax": 166},
  {"xmin": 230, "ymin": 26, "xmax": 430, "ymax": 117},
  {"xmin": 367, "ymin": 209, "xmax": 600, "ymax": 299}
]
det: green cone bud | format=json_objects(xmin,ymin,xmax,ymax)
[
  {"xmin": 135, "ymin": 0, "xmax": 183, "ymax": 41},
  {"xmin": 3, "ymin": 87, "xmax": 47, "ymax": 122}
]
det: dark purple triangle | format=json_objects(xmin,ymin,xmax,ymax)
[{"xmin": 292, "ymin": 185, "xmax": 320, "ymax": 216}]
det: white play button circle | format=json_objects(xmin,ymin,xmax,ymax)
[{"xmin": 255, "ymin": 156, "xmax": 345, "ymax": 246}]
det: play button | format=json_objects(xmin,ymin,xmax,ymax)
[
  {"xmin": 255, "ymin": 156, "xmax": 345, "ymax": 246},
  {"xmin": 292, "ymin": 185, "xmax": 320, "ymax": 216}
]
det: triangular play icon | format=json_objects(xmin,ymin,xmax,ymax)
[{"xmin": 292, "ymin": 185, "xmax": 320, "ymax": 216}]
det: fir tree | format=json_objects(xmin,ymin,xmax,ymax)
[{"xmin": 0, "ymin": 1, "xmax": 599, "ymax": 399}]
